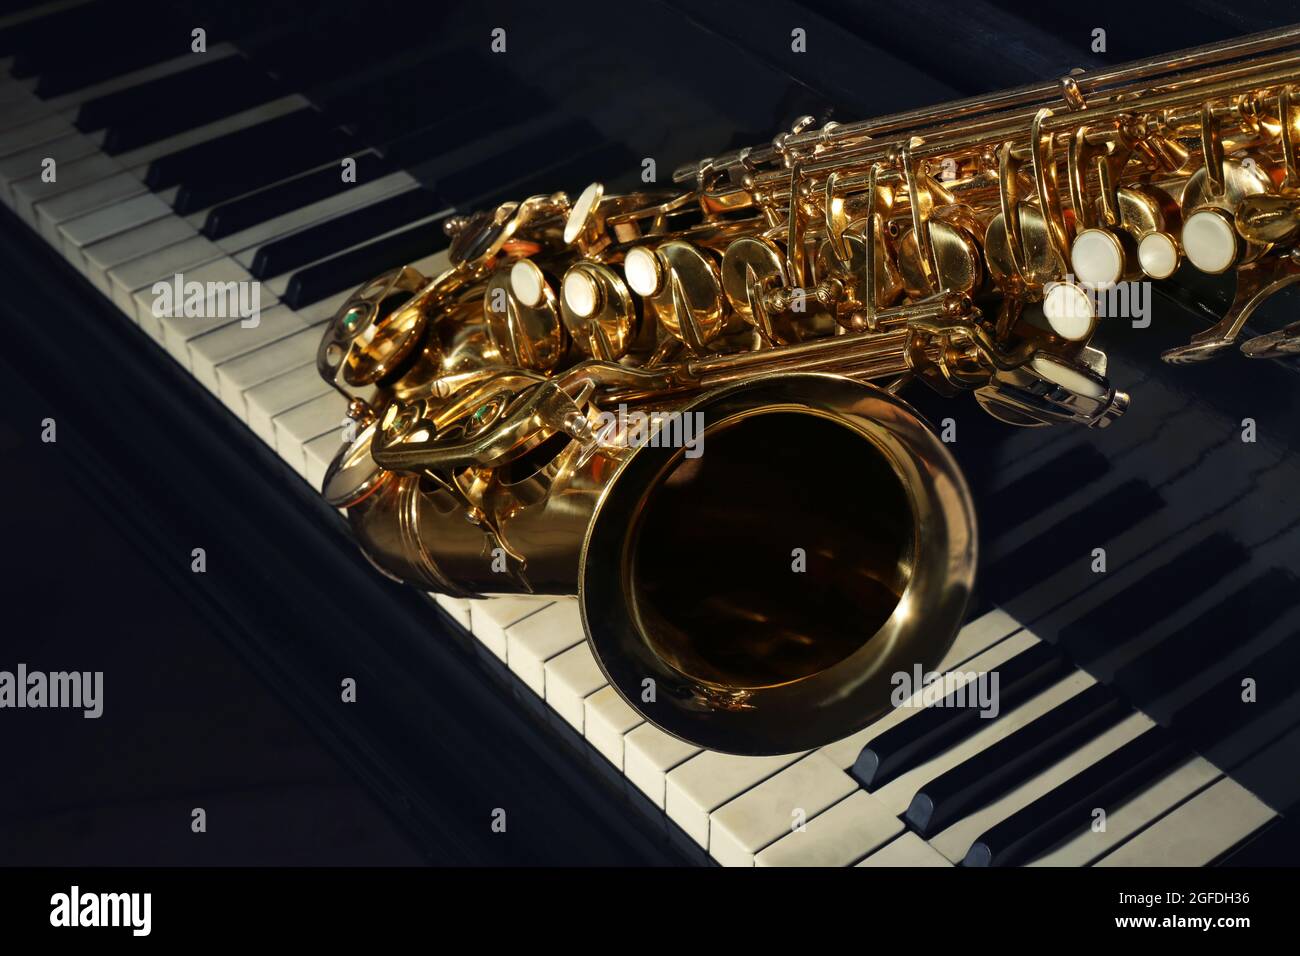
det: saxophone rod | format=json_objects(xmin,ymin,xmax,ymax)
[{"xmin": 678, "ymin": 24, "xmax": 1300, "ymax": 182}]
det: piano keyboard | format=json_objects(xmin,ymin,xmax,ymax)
[{"xmin": 3, "ymin": 0, "xmax": 1292, "ymax": 866}]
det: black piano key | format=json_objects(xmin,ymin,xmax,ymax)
[
  {"xmin": 32, "ymin": 16, "xmax": 193, "ymax": 97},
  {"xmin": 962, "ymin": 727, "xmax": 1188, "ymax": 866},
  {"xmin": 1111, "ymin": 567, "xmax": 1295, "ymax": 708},
  {"xmin": 1059, "ymin": 532, "xmax": 1248, "ymax": 667},
  {"xmin": 381, "ymin": 88, "xmax": 541, "ymax": 169},
  {"xmin": 984, "ymin": 444, "xmax": 1110, "ymax": 526},
  {"xmin": 201, "ymin": 151, "xmax": 395, "ymax": 240},
  {"xmin": 851, "ymin": 641, "xmax": 1073, "ymax": 789},
  {"xmin": 316, "ymin": 49, "xmax": 487, "ymax": 144},
  {"xmin": 904, "ymin": 683, "xmax": 1130, "ymax": 838},
  {"xmin": 171, "ymin": 126, "xmax": 359, "ymax": 216},
  {"xmin": 145, "ymin": 108, "xmax": 342, "ymax": 190},
  {"xmin": 985, "ymin": 479, "xmax": 1165, "ymax": 604},
  {"xmin": 76, "ymin": 56, "xmax": 280, "ymax": 149},
  {"xmin": 250, "ymin": 187, "xmax": 444, "ymax": 280},
  {"xmin": 283, "ymin": 222, "xmax": 450, "ymax": 310},
  {"xmin": 0, "ymin": 0, "xmax": 119, "ymax": 61},
  {"xmin": 432, "ymin": 118, "xmax": 606, "ymax": 207}
]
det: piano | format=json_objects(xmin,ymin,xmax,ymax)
[{"xmin": 2, "ymin": 0, "xmax": 1299, "ymax": 867}]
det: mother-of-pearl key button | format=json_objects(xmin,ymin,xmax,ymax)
[
  {"xmin": 544, "ymin": 642, "xmax": 607, "ymax": 732},
  {"xmin": 504, "ymin": 598, "xmax": 584, "ymax": 697},
  {"xmin": 1093, "ymin": 776, "xmax": 1276, "ymax": 867},
  {"xmin": 665, "ymin": 750, "xmax": 805, "ymax": 848},
  {"xmin": 756, "ymin": 789, "xmax": 904, "ymax": 867},
  {"xmin": 469, "ymin": 595, "xmax": 554, "ymax": 662},
  {"xmin": 584, "ymin": 685, "xmax": 643, "ymax": 771},
  {"xmin": 709, "ymin": 753, "xmax": 858, "ymax": 866},
  {"xmin": 624, "ymin": 722, "xmax": 700, "ymax": 810},
  {"xmin": 857, "ymin": 832, "xmax": 954, "ymax": 867}
]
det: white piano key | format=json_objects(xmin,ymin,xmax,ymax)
[
  {"xmin": 584, "ymin": 685, "xmax": 643, "ymax": 771},
  {"xmin": 304, "ymin": 430, "xmax": 346, "ymax": 490},
  {"xmin": 470, "ymin": 595, "xmax": 556, "ymax": 662},
  {"xmin": 56, "ymin": 191, "xmax": 172, "ymax": 260},
  {"xmin": 35, "ymin": 170, "xmax": 146, "ymax": 243},
  {"xmin": 871, "ymin": 666, "xmax": 1097, "ymax": 817},
  {"xmin": 0, "ymin": 78, "xmax": 36, "ymax": 104},
  {"xmin": 221, "ymin": 171, "xmax": 418, "ymax": 258},
  {"xmin": 272, "ymin": 390, "xmax": 350, "ymax": 476},
  {"xmin": 0, "ymin": 114, "xmax": 78, "ymax": 158},
  {"xmin": 107, "ymin": 234, "xmax": 223, "ymax": 337},
  {"xmin": 0, "ymin": 132, "xmax": 98, "ymax": 204},
  {"xmin": 624, "ymin": 723, "xmax": 700, "ymax": 810},
  {"xmin": 929, "ymin": 711, "xmax": 1156, "ymax": 864},
  {"xmin": 756, "ymin": 789, "xmax": 904, "ymax": 867},
  {"xmin": 433, "ymin": 595, "xmax": 474, "ymax": 631},
  {"xmin": 665, "ymin": 750, "xmax": 805, "ymax": 848},
  {"xmin": 818, "ymin": 626, "xmax": 1040, "ymax": 770},
  {"xmin": 1028, "ymin": 757, "xmax": 1222, "ymax": 866},
  {"xmin": 505, "ymin": 599, "xmax": 584, "ymax": 697},
  {"xmin": 214, "ymin": 322, "xmax": 326, "ymax": 414},
  {"xmin": 81, "ymin": 214, "xmax": 197, "ymax": 294},
  {"xmin": 244, "ymin": 364, "xmax": 325, "ymax": 444},
  {"xmin": 11, "ymin": 151, "xmax": 124, "ymax": 224},
  {"xmin": 1093, "ymin": 776, "xmax": 1276, "ymax": 867},
  {"xmin": 188, "ymin": 291, "xmax": 352, "ymax": 393},
  {"xmin": 709, "ymin": 753, "xmax": 858, "ymax": 866},
  {"xmin": 0, "ymin": 94, "xmax": 54, "ymax": 131},
  {"xmin": 148, "ymin": 258, "xmax": 273, "ymax": 365},
  {"xmin": 940, "ymin": 607, "xmax": 1024, "ymax": 669},
  {"xmin": 857, "ymin": 832, "xmax": 954, "ymax": 867},
  {"xmin": 544, "ymin": 642, "xmax": 607, "ymax": 733}
]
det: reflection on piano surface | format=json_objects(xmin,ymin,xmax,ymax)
[{"xmin": 2, "ymin": 0, "xmax": 1298, "ymax": 866}]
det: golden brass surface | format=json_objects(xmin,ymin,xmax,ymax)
[{"xmin": 318, "ymin": 26, "xmax": 1300, "ymax": 753}]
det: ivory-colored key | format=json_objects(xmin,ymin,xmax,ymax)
[
  {"xmin": 11, "ymin": 152, "xmax": 124, "ymax": 224},
  {"xmin": 544, "ymin": 642, "xmax": 607, "ymax": 733},
  {"xmin": 35, "ymin": 171, "xmax": 147, "ymax": 244},
  {"xmin": 624, "ymin": 723, "xmax": 700, "ymax": 810},
  {"xmin": 271, "ymin": 390, "xmax": 350, "ymax": 477},
  {"xmin": 81, "ymin": 214, "xmax": 197, "ymax": 295},
  {"xmin": 709, "ymin": 753, "xmax": 858, "ymax": 866},
  {"xmin": 756, "ymin": 789, "xmax": 904, "ymax": 867},
  {"xmin": 245, "ymin": 364, "xmax": 328, "ymax": 445},
  {"xmin": 57, "ymin": 191, "xmax": 173, "ymax": 262},
  {"xmin": 433, "ymin": 595, "xmax": 474, "ymax": 631},
  {"xmin": 107, "ymin": 235, "xmax": 223, "ymax": 338},
  {"xmin": 665, "ymin": 750, "xmax": 805, "ymax": 848},
  {"xmin": 584, "ymin": 686, "xmax": 643, "ymax": 771},
  {"xmin": 188, "ymin": 291, "xmax": 352, "ymax": 393},
  {"xmin": 470, "ymin": 596, "xmax": 556, "ymax": 662},
  {"xmin": 214, "ymin": 323, "xmax": 328, "ymax": 414},
  {"xmin": 1094, "ymin": 776, "xmax": 1276, "ymax": 867},
  {"xmin": 857, "ymin": 832, "xmax": 954, "ymax": 867},
  {"xmin": 0, "ymin": 133, "xmax": 99, "ymax": 205},
  {"xmin": 504, "ymin": 599, "xmax": 584, "ymax": 697}
]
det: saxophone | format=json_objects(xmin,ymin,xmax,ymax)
[{"xmin": 316, "ymin": 26, "xmax": 1300, "ymax": 755}]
